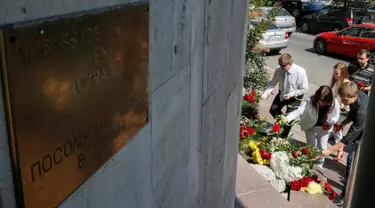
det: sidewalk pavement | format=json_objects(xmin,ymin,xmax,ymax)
[{"xmin": 260, "ymin": 66, "xmax": 348, "ymax": 196}]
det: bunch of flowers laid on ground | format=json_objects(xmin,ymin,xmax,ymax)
[
  {"xmin": 243, "ymin": 89, "xmax": 261, "ymax": 104},
  {"xmin": 238, "ymin": 117, "xmax": 328, "ymax": 196},
  {"xmin": 289, "ymin": 176, "xmax": 337, "ymax": 200},
  {"xmin": 239, "ymin": 117, "xmax": 284, "ymax": 151},
  {"xmin": 241, "ymin": 89, "xmax": 262, "ymax": 120}
]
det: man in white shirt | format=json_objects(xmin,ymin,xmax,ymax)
[{"xmin": 262, "ymin": 53, "xmax": 309, "ymax": 138}]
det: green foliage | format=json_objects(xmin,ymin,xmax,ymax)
[{"xmin": 244, "ymin": 64, "xmax": 269, "ymax": 91}]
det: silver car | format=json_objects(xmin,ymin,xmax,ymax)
[
  {"xmin": 250, "ymin": 23, "xmax": 289, "ymax": 53},
  {"xmin": 256, "ymin": 7, "xmax": 296, "ymax": 36}
]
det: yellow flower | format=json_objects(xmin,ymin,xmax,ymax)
[
  {"xmin": 305, "ymin": 182, "xmax": 324, "ymax": 194},
  {"xmin": 262, "ymin": 137, "xmax": 268, "ymax": 142},
  {"xmin": 249, "ymin": 141, "xmax": 258, "ymax": 150},
  {"xmin": 263, "ymin": 159, "xmax": 270, "ymax": 165}
]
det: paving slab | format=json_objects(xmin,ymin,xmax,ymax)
[
  {"xmin": 289, "ymin": 191, "xmax": 338, "ymax": 208},
  {"xmin": 235, "ymin": 155, "xmax": 292, "ymax": 208}
]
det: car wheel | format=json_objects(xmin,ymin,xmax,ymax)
[
  {"xmin": 301, "ymin": 21, "xmax": 309, "ymax": 33},
  {"xmin": 315, "ymin": 39, "xmax": 326, "ymax": 54},
  {"xmin": 370, "ymin": 51, "xmax": 375, "ymax": 65}
]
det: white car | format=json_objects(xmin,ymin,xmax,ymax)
[
  {"xmin": 251, "ymin": 7, "xmax": 297, "ymax": 36},
  {"xmin": 250, "ymin": 23, "xmax": 289, "ymax": 53}
]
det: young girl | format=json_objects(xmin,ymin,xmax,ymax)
[
  {"xmin": 330, "ymin": 62, "xmax": 350, "ymax": 161},
  {"xmin": 285, "ymin": 86, "xmax": 340, "ymax": 168}
]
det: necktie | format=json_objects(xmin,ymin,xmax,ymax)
[{"xmin": 280, "ymin": 72, "xmax": 289, "ymax": 101}]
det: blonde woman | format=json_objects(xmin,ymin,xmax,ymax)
[{"xmin": 330, "ymin": 62, "xmax": 350, "ymax": 161}]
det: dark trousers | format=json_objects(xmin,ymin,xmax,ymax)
[{"xmin": 269, "ymin": 92, "xmax": 303, "ymax": 138}]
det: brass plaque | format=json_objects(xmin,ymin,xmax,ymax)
[{"xmin": 0, "ymin": 4, "xmax": 149, "ymax": 208}]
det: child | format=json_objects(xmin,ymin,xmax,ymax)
[{"xmin": 322, "ymin": 81, "xmax": 368, "ymax": 197}]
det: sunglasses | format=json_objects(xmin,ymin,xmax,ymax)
[{"xmin": 279, "ymin": 63, "xmax": 290, "ymax": 68}]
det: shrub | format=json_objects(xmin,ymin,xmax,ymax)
[{"xmin": 242, "ymin": 0, "xmax": 278, "ymax": 119}]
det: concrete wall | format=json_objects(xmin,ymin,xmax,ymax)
[{"xmin": 0, "ymin": 0, "xmax": 249, "ymax": 207}]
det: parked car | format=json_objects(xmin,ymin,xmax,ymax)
[
  {"xmin": 301, "ymin": 6, "xmax": 372, "ymax": 33},
  {"xmin": 265, "ymin": 0, "xmax": 330, "ymax": 26},
  {"xmin": 251, "ymin": 7, "xmax": 296, "ymax": 36},
  {"xmin": 298, "ymin": 2, "xmax": 330, "ymax": 25},
  {"xmin": 265, "ymin": 0, "xmax": 302, "ymax": 17},
  {"xmin": 251, "ymin": 23, "xmax": 289, "ymax": 53},
  {"xmin": 313, "ymin": 24, "xmax": 375, "ymax": 64}
]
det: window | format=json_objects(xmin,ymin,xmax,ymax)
[
  {"xmin": 311, "ymin": 2, "xmax": 325, "ymax": 9},
  {"xmin": 327, "ymin": 8, "xmax": 344, "ymax": 17},
  {"xmin": 267, "ymin": 24, "xmax": 279, "ymax": 30},
  {"xmin": 360, "ymin": 28, "xmax": 375, "ymax": 39},
  {"xmin": 302, "ymin": 3, "xmax": 309, "ymax": 9},
  {"xmin": 353, "ymin": 9, "xmax": 369, "ymax": 18},
  {"xmin": 317, "ymin": 8, "xmax": 329, "ymax": 16},
  {"xmin": 339, "ymin": 27, "xmax": 361, "ymax": 37},
  {"xmin": 269, "ymin": 8, "xmax": 291, "ymax": 16}
]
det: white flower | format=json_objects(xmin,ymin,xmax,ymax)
[{"xmin": 270, "ymin": 152, "xmax": 303, "ymax": 182}]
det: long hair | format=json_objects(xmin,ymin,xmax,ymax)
[
  {"xmin": 310, "ymin": 86, "xmax": 334, "ymax": 121},
  {"xmin": 330, "ymin": 62, "xmax": 349, "ymax": 88}
]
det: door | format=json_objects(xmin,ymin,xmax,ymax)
[
  {"xmin": 321, "ymin": 8, "xmax": 342, "ymax": 32},
  {"xmin": 310, "ymin": 7, "xmax": 330, "ymax": 31},
  {"xmin": 336, "ymin": 27, "xmax": 363, "ymax": 57},
  {"xmin": 357, "ymin": 27, "xmax": 375, "ymax": 54}
]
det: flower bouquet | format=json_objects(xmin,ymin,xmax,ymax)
[
  {"xmin": 241, "ymin": 89, "xmax": 262, "ymax": 120},
  {"xmin": 289, "ymin": 176, "xmax": 337, "ymax": 201},
  {"xmin": 239, "ymin": 118, "xmax": 284, "ymax": 152}
]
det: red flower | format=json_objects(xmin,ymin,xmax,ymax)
[
  {"xmin": 322, "ymin": 122, "xmax": 330, "ymax": 131},
  {"xmin": 251, "ymin": 89, "xmax": 257, "ymax": 96},
  {"xmin": 300, "ymin": 181, "xmax": 308, "ymax": 187},
  {"xmin": 240, "ymin": 135, "xmax": 245, "ymax": 140},
  {"xmin": 272, "ymin": 123, "xmax": 281, "ymax": 133},
  {"xmin": 290, "ymin": 180, "xmax": 301, "ymax": 191},
  {"xmin": 301, "ymin": 147, "xmax": 309, "ymax": 155},
  {"xmin": 334, "ymin": 123, "xmax": 342, "ymax": 132},
  {"xmin": 312, "ymin": 175, "xmax": 318, "ymax": 182},
  {"xmin": 329, "ymin": 191, "xmax": 337, "ymax": 200},
  {"xmin": 248, "ymin": 127, "xmax": 256, "ymax": 136},
  {"xmin": 263, "ymin": 153, "xmax": 272, "ymax": 160},
  {"xmin": 358, "ymin": 81, "xmax": 365, "ymax": 87},
  {"xmin": 292, "ymin": 150, "xmax": 298, "ymax": 158},
  {"xmin": 249, "ymin": 96, "xmax": 256, "ymax": 102},
  {"xmin": 259, "ymin": 149, "xmax": 266, "ymax": 156},
  {"xmin": 243, "ymin": 94, "xmax": 256, "ymax": 102},
  {"xmin": 299, "ymin": 177, "xmax": 312, "ymax": 188},
  {"xmin": 302, "ymin": 177, "xmax": 313, "ymax": 184},
  {"xmin": 324, "ymin": 182, "xmax": 332, "ymax": 192},
  {"xmin": 240, "ymin": 122, "xmax": 244, "ymax": 127}
]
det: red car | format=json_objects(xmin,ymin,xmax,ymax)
[{"xmin": 313, "ymin": 24, "xmax": 375, "ymax": 64}]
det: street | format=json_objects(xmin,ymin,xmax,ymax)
[{"xmin": 266, "ymin": 31, "xmax": 355, "ymax": 87}]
